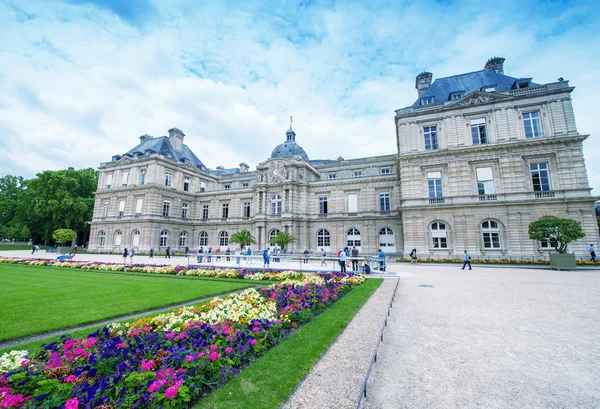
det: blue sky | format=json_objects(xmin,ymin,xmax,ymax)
[{"xmin": 1, "ymin": 0, "xmax": 599, "ymax": 193}]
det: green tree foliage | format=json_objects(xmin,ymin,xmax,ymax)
[
  {"xmin": 528, "ymin": 217, "xmax": 586, "ymax": 253},
  {"xmin": 229, "ymin": 230, "xmax": 256, "ymax": 248},
  {"xmin": 0, "ymin": 175, "xmax": 25, "ymax": 239},
  {"xmin": 272, "ymin": 232, "xmax": 296, "ymax": 252},
  {"xmin": 53, "ymin": 228, "xmax": 76, "ymax": 245}
]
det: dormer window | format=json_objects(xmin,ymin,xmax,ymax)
[
  {"xmin": 420, "ymin": 96, "xmax": 434, "ymax": 105},
  {"xmin": 449, "ymin": 91, "xmax": 464, "ymax": 101},
  {"xmin": 517, "ymin": 81, "xmax": 530, "ymax": 89},
  {"xmin": 224, "ymin": 184, "xmax": 231, "ymax": 190}
]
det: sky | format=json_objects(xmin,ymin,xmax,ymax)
[{"xmin": 0, "ymin": 0, "xmax": 599, "ymax": 193}]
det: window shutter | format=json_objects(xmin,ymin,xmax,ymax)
[
  {"xmin": 119, "ymin": 200, "xmax": 125, "ymax": 212},
  {"xmin": 135, "ymin": 199, "xmax": 143, "ymax": 214},
  {"xmin": 348, "ymin": 194, "xmax": 358, "ymax": 213}
]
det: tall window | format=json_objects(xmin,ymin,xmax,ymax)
[
  {"xmin": 182, "ymin": 203, "xmax": 188, "ymax": 219},
  {"xmin": 424, "ymin": 126, "xmax": 438, "ymax": 150},
  {"xmin": 106, "ymin": 174, "xmax": 112, "ymax": 189},
  {"xmin": 118, "ymin": 200, "xmax": 125, "ymax": 217},
  {"xmin": 199, "ymin": 231, "xmax": 208, "ymax": 246},
  {"xmin": 200, "ymin": 182, "xmax": 206, "ymax": 193},
  {"xmin": 319, "ymin": 196, "xmax": 328, "ymax": 214},
  {"xmin": 202, "ymin": 204, "xmax": 209, "ymax": 219},
  {"xmin": 269, "ymin": 229, "xmax": 280, "ymax": 247},
  {"xmin": 219, "ymin": 231, "xmax": 229, "ymax": 246},
  {"xmin": 121, "ymin": 171, "xmax": 129, "ymax": 187},
  {"xmin": 135, "ymin": 198, "xmax": 143, "ymax": 215},
  {"xmin": 139, "ymin": 169, "xmax": 146, "ymax": 185},
  {"xmin": 132, "ymin": 230, "xmax": 140, "ymax": 247},
  {"xmin": 243, "ymin": 201, "xmax": 251, "ymax": 218},
  {"xmin": 317, "ymin": 229, "xmax": 330, "ymax": 247},
  {"xmin": 179, "ymin": 231, "xmax": 187, "ymax": 247},
  {"xmin": 379, "ymin": 192, "xmax": 390, "ymax": 211},
  {"xmin": 114, "ymin": 231, "xmax": 122, "ymax": 246},
  {"xmin": 523, "ymin": 111, "xmax": 542, "ymax": 138},
  {"xmin": 482, "ymin": 220, "xmax": 501, "ymax": 249},
  {"xmin": 427, "ymin": 172, "xmax": 443, "ymax": 198},
  {"xmin": 347, "ymin": 228, "xmax": 361, "ymax": 247},
  {"xmin": 165, "ymin": 171, "xmax": 172, "ymax": 187},
  {"xmin": 103, "ymin": 202, "xmax": 109, "ymax": 217},
  {"xmin": 184, "ymin": 176, "xmax": 190, "ymax": 192},
  {"xmin": 163, "ymin": 201, "xmax": 171, "ymax": 217},
  {"xmin": 160, "ymin": 230, "xmax": 168, "ymax": 247},
  {"xmin": 98, "ymin": 231, "xmax": 105, "ymax": 247},
  {"xmin": 431, "ymin": 222, "xmax": 448, "ymax": 248},
  {"xmin": 379, "ymin": 227, "xmax": 395, "ymax": 250},
  {"xmin": 348, "ymin": 194, "xmax": 358, "ymax": 213},
  {"xmin": 530, "ymin": 163, "xmax": 551, "ymax": 191},
  {"xmin": 222, "ymin": 203, "xmax": 229, "ymax": 219},
  {"xmin": 271, "ymin": 194, "xmax": 282, "ymax": 215},
  {"xmin": 471, "ymin": 118, "xmax": 487, "ymax": 144},
  {"xmin": 476, "ymin": 167, "xmax": 495, "ymax": 195}
]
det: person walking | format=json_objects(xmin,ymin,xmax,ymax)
[
  {"xmin": 247, "ymin": 247, "xmax": 252, "ymax": 263},
  {"xmin": 321, "ymin": 248, "xmax": 327, "ymax": 267},
  {"xmin": 207, "ymin": 247, "xmax": 212, "ymax": 262},
  {"xmin": 149, "ymin": 248, "xmax": 154, "ymax": 258},
  {"xmin": 409, "ymin": 248, "xmax": 417, "ymax": 264},
  {"xmin": 461, "ymin": 250, "xmax": 472, "ymax": 270},
  {"xmin": 339, "ymin": 249, "xmax": 347, "ymax": 273},
  {"xmin": 226, "ymin": 247, "xmax": 231, "ymax": 261},
  {"xmin": 351, "ymin": 246, "xmax": 359, "ymax": 271},
  {"xmin": 263, "ymin": 248, "xmax": 271, "ymax": 269},
  {"xmin": 590, "ymin": 244, "xmax": 596, "ymax": 264},
  {"xmin": 198, "ymin": 247, "xmax": 204, "ymax": 263},
  {"xmin": 123, "ymin": 247, "xmax": 129, "ymax": 264},
  {"xmin": 303, "ymin": 249, "xmax": 309, "ymax": 263},
  {"xmin": 129, "ymin": 248, "xmax": 135, "ymax": 264},
  {"xmin": 165, "ymin": 247, "xmax": 171, "ymax": 259},
  {"xmin": 31, "ymin": 245, "xmax": 36, "ymax": 255},
  {"xmin": 185, "ymin": 246, "xmax": 189, "ymax": 256},
  {"xmin": 215, "ymin": 247, "xmax": 221, "ymax": 261},
  {"xmin": 378, "ymin": 248, "xmax": 386, "ymax": 272}
]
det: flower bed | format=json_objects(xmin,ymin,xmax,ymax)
[
  {"xmin": 395, "ymin": 257, "xmax": 597, "ymax": 266},
  {"xmin": 0, "ymin": 257, "xmax": 307, "ymax": 282},
  {"xmin": 0, "ymin": 272, "xmax": 364, "ymax": 408}
]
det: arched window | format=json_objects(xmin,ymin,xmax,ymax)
[
  {"xmin": 98, "ymin": 231, "xmax": 105, "ymax": 247},
  {"xmin": 378, "ymin": 227, "xmax": 396, "ymax": 252},
  {"xmin": 481, "ymin": 220, "xmax": 501, "ymax": 249},
  {"xmin": 179, "ymin": 231, "xmax": 187, "ymax": 247},
  {"xmin": 199, "ymin": 231, "xmax": 208, "ymax": 247},
  {"xmin": 431, "ymin": 222, "xmax": 448, "ymax": 248},
  {"xmin": 114, "ymin": 230, "xmax": 122, "ymax": 246},
  {"xmin": 317, "ymin": 229, "xmax": 330, "ymax": 247},
  {"xmin": 347, "ymin": 228, "xmax": 361, "ymax": 247},
  {"xmin": 219, "ymin": 231, "xmax": 229, "ymax": 246},
  {"xmin": 271, "ymin": 194, "xmax": 282, "ymax": 215},
  {"xmin": 160, "ymin": 230, "xmax": 169, "ymax": 247},
  {"xmin": 132, "ymin": 230, "xmax": 140, "ymax": 247},
  {"xmin": 269, "ymin": 229, "xmax": 280, "ymax": 247}
]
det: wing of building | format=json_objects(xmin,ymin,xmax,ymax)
[{"xmin": 88, "ymin": 57, "xmax": 598, "ymax": 258}]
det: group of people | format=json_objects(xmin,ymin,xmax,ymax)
[{"xmin": 122, "ymin": 247, "xmax": 136, "ymax": 264}]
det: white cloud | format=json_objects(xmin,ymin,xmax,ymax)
[{"xmin": 0, "ymin": 0, "xmax": 599, "ymax": 196}]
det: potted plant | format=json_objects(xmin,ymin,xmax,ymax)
[
  {"xmin": 52, "ymin": 228, "xmax": 77, "ymax": 254},
  {"xmin": 271, "ymin": 231, "xmax": 296, "ymax": 253},
  {"xmin": 528, "ymin": 218, "xmax": 585, "ymax": 270},
  {"xmin": 229, "ymin": 230, "xmax": 257, "ymax": 250}
]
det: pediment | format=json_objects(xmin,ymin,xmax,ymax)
[
  {"xmin": 117, "ymin": 156, "xmax": 135, "ymax": 165},
  {"xmin": 445, "ymin": 91, "xmax": 511, "ymax": 108}
]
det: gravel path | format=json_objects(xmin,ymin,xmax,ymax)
[
  {"xmin": 282, "ymin": 276, "xmax": 398, "ymax": 409},
  {"xmin": 360, "ymin": 265, "xmax": 600, "ymax": 409}
]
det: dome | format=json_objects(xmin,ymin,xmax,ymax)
[{"xmin": 270, "ymin": 128, "xmax": 309, "ymax": 160}]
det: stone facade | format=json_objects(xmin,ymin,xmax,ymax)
[{"xmin": 88, "ymin": 57, "xmax": 598, "ymax": 258}]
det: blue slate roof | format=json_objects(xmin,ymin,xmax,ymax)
[
  {"xmin": 412, "ymin": 70, "xmax": 538, "ymax": 107},
  {"xmin": 118, "ymin": 136, "xmax": 207, "ymax": 170},
  {"xmin": 271, "ymin": 128, "xmax": 309, "ymax": 160}
]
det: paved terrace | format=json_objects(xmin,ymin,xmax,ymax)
[{"xmin": 2, "ymin": 251, "xmax": 599, "ymax": 408}]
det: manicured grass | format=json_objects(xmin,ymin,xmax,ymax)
[
  {"xmin": 0, "ymin": 264, "xmax": 252, "ymax": 341},
  {"xmin": 194, "ymin": 278, "xmax": 383, "ymax": 409},
  {"xmin": 0, "ymin": 245, "xmax": 48, "ymax": 251}
]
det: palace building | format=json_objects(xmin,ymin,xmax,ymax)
[{"xmin": 88, "ymin": 57, "xmax": 598, "ymax": 258}]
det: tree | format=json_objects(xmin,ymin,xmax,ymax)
[
  {"xmin": 528, "ymin": 217, "xmax": 585, "ymax": 253},
  {"xmin": 229, "ymin": 230, "xmax": 256, "ymax": 248},
  {"xmin": 271, "ymin": 232, "xmax": 296, "ymax": 252},
  {"xmin": 53, "ymin": 228, "xmax": 76, "ymax": 246}
]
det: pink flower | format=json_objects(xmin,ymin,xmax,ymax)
[
  {"xmin": 209, "ymin": 351, "xmax": 219, "ymax": 361},
  {"xmin": 176, "ymin": 368, "xmax": 186, "ymax": 375},
  {"xmin": 64, "ymin": 375, "xmax": 77, "ymax": 383},
  {"xmin": 143, "ymin": 326, "xmax": 152, "ymax": 332},
  {"xmin": 225, "ymin": 347, "xmax": 233, "ymax": 353},
  {"xmin": 222, "ymin": 327, "xmax": 230, "ymax": 335},
  {"xmin": 197, "ymin": 352, "xmax": 205, "ymax": 358},
  {"xmin": 0, "ymin": 386, "xmax": 12, "ymax": 394},
  {"xmin": 210, "ymin": 344, "xmax": 218, "ymax": 351},
  {"xmin": 147, "ymin": 381, "xmax": 162, "ymax": 393},
  {"xmin": 165, "ymin": 332, "xmax": 175, "ymax": 339},
  {"xmin": 281, "ymin": 308, "xmax": 287, "ymax": 315},
  {"xmin": 165, "ymin": 385, "xmax": 179, "ymax": 399},
  {"xmin": 83, "ymin": 338, "xmax": 97, "ymax": 348},
  {"xmin": 64, "ymin": 397, "xmax": 79, "ymax": 409},
  {"xmin": 250, "ymin": 339, "xmax": 258, "ymax": 346},
  {"xmin": 141, "ymin": 360, "xmax": 154, "ymax": 371},
  {"xmin": 116, "ymin": 342, "xmax": 126, "ymax": 348},
  {"xmin": 185, "ymin": 355, "xmax": 194, "ymax": 362},
  {"xmin": 252, "ymin": 327, "xmax": 259, "ymax": 333},
  {"xmin": 61, "ymin": 339, "xmax": 76, "ymax": 350},
  {"xmin": 1, "ymin": 393, "xmax": 26, "ymax": 408},
  {"xmin": 20, "ymin": 359, "xmax": 30, "ymax": 366}
]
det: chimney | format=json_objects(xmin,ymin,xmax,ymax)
[
  {"xmin": 167, "ymin": 127, "xmax": 185, "ymax": 152},
  {"xmin": 139, "ymin": 134, "xmax": 153, "ymax": 143},
  {"xmin": 484, "ymin": 57, "xmax": 505, "ymax": 74},
  {"xmin": 415, "ymin": 72, "xmax": 433, "ymax": 97}
]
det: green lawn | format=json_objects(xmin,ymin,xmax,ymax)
[
  {"xmin": 195, "ymin": 278, "xmax": 383, "ymax": 409},
  {"xmin": 0, "ymin": 264, "xmax": 252, "ymax": 341}
]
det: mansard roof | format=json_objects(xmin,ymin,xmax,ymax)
[
  {"xmin": 118, "ymin": 136, "xmax": 207, "ymax": 170},
  {"xmin": 411, "ymin": 70, "xmax": 538, "ymax": 107}
]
